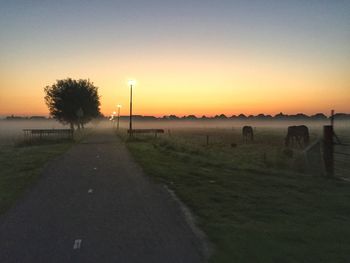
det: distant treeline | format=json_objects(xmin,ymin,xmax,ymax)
[
  {"xmin": 4, "ymin": 112, "xmax": 350, "ymax": 121},
  {"xmin": 112, "ymin": 112, "xmax": 350, "ymax": 121}
]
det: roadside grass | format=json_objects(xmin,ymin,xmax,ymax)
[
  {"xmin": 0, "ymin": 142, "xmax": 72, "ymax": 215},
  {"xmin": 123, "ymin": 131, "xmax": 350, "ymax": 263}
]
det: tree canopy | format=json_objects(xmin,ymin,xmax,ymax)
[{"xmin": 44, "ymin": 78, "xmax": 101, "ymax": 129}]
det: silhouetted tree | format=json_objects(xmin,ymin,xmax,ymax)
[
  {"xmin": 168, "ymin": 115, "xmax": 179, "ymax": 120},
  {"xmin": 290, "ymin": 113, "xmax": 309, "ymax": 120},
  {"xmin": 256, "ymin": 113, "xmax": 266, "ymax": 119},
  {"xmin": 311, "ymin": 113, "xmax": 327, "ymax": 120},
  {"xmin": 334, "ymin": 113, "xmax": 350, "ymax": 120},
  {"xmin": 238, "ymin": 114, "xmax": 247, "ymax": 119},
  {"xmin": 274, "ymin": 112, "xmax": 288, "ymax": 120},
  {"xmin": 183, "ymin": 115, "xmax": 197, "ymax": 120},
  {"xmin": 44, "ymin": 78, "xmax": 101, "ymax": 130},
  {"xmin": 215, "ymin": 114, "xmax": 227, "ymax": 119}
]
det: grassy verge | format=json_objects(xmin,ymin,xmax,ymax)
[
  {"xmin": 0, "ymin": 142, "xmax": 72, "ymax": 215},
  {"xmin": 124, "ymin": 135, "xmax": 350, "ymax": 263}
]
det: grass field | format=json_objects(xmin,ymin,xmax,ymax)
[
  {"xmin": 0, "ymin": 119, "xmax": 69, "ymax": 146},
  {"xmin": 0, "ymin": 142, "xmax": 72, "ymax": 215},
  {"xmin": 0, "ymin": 120, "xmax": 80, "ymax": 215},
  {"xmin": 122, "ymin": 126, "xmax": 350, "ymax": 263}
]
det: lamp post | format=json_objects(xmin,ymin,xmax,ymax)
[
  {"xmin": 128, "ymin": 80, "xmax": 136, "ymax": 137},
  {"xmin": 117, "ymin": 104, "xmax": 122, "ymax": 131},
  {"xmin": 112, "ymin": 111, "xmax": 116, "ymax": 128}
]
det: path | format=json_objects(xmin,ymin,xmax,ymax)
[{"xmin": 0, "ymin": 129, "xmax": 206, "ymax": 262}]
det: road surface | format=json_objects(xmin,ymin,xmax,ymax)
[{"xmin": 0, "ymin": 129, "xmax": 207, "ymax": 262}]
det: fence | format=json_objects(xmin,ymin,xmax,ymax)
[
  {"xmin": 334, "ymin": 132, "xmax": 350, "ymax": 179},
  {"xmin": 304, "ymin": 124, "xmax": 350, "ymax": 178},
  {"xmin": 23, "ymin": 129, "xmax": 74, "ymax": 140}
]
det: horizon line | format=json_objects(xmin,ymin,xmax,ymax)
[{"xmin": 2, "ymin": 111, "xmax": 350, "ymax": 120}]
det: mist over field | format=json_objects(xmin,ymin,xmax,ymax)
[
  {"xmin": 112, "ymin": 119, "xmax": 350, "ymax": 134},
  {"xmin": 0, "ymin": 120, "xmax": 83, "ymax": 145},
  {"xmin": 2, "ymin": 118, "xmax": 349, "ymax": 146}
]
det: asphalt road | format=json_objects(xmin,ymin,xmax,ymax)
[{"xmin": 0, "ymin": 129, "xmax": 206, "ymax": 263}]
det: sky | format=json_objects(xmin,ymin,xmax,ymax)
[{"xmin": 0, "ymin": 0, "xmax": 349, "ymax": 117}]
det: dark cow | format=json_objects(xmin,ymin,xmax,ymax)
[
  {"xmin": 285, "ymin": 125, "xmax": 309, "ymax": 147},
  {"xmin": 242, "ymin": 126, "xmax": 254, "ymax": 143}
]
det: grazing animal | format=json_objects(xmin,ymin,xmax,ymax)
[
  {"xmin": 285, "ymin": 125, "xmax": 309, "ymax": 147},
  {"xmin": 242, "ymin": 126, "xmax": 254, "ymax": 143}
]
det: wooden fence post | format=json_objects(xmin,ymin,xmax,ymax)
[{"xmin": 323, "ymin": 125, "xmax": 334, "ymax": 177}]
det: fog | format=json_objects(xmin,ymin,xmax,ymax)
[
  {"xmin": 1, "ymin": 118, "xmax": 349, "ymax": 146},
  {"xmin": 111, "ymin": 119, "xmax": 348, "ymax": 131},
  {"xmin": 0, "ymin": 120, "xmax": 66, "ymax": 145},
  {"xmin": 101, "ymin": 118, "xmax": 350, "ymax": 139}
]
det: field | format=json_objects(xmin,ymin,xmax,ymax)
[
  {"xmin": 121, "ymin": 121, "xmax": 350, "ymax": 263},
  {"xmin": 0, "ymin": 143, "xmax": 72, "ymax": 214},
  {"xmin": 0, "ymin": 119, "xmax": 68, "ymax": 146},
  {"xmin": 0, "ymin": 120, "xmax": 76, "ymax": 214},
  {"xmin": 1, "ymin": 119, "xmax": 349, "ymax": 262},
  {"xmin": 120, "ymin": 119, "xmax": 350, "ymax": 178}
]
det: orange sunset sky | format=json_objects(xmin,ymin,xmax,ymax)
[{"xmin": 0, "ymin": 1, "xmax": 349, "ymax": 117}]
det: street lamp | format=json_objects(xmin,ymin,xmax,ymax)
[
  {"xmin": 117, "ymin": 104, "xmax": 122, "ymax": 131},
  {"xmin": 128, "ymin": 80, "xmax": 136, "ymax": 137},
  {"xmin": 112, "ymin": 111, "xmax": 116, "ymax": 128}
]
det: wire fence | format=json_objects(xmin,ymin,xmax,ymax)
[{"xmin": 334, "ymin": 134, "xmax": 350, "ymax": 178}]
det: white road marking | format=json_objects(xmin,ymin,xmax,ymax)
[
  {"xmin": 88, "ymin": 189, "xmax": 94, "ymax": 194},
  {"xmin": 93, "ymin": 167, "xmax": 97, "ymax": 170},
  {"xmin": 73, "ymin": 239, "xmax": 82, "ymax": 250}
]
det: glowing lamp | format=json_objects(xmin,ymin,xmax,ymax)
[{"xmin": 128, "ymin": 79, "xmax": 136, "ymax": 86}]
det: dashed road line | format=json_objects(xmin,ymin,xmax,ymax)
[{"xmin": 73, "ymin": 239, "xmax": 82, "ymax": 250}]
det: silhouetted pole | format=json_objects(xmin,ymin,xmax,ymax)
[
  {"xmin": 117, "ymin": 105, "xmax": 121, "ymax": 131},
  {"xmin": 323, "ymin": 125, "xmax": 334, "ymax": 177},
  {"xmin": 112, "ymin": 112, "xmax": 116, "ymax": 128},
  {"xmin": 330, "ymin": 109, "xmax": 334, "ymax": 127},
  {"xmin": 129, "ymin": 84, "xmax": 133, "ymax": 137}
]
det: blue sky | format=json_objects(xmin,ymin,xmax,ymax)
[{"xmin": 0, "ymin": 0, "xmax": 349, "ymax": 115}]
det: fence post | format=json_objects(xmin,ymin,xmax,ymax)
[
  {"xmin": 323, "ymin": 125, "xmax": 334, "ymax": 177},
  {"xmin": 330, "ymin": 109, "xmax": 334, "ymax": 126}
]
